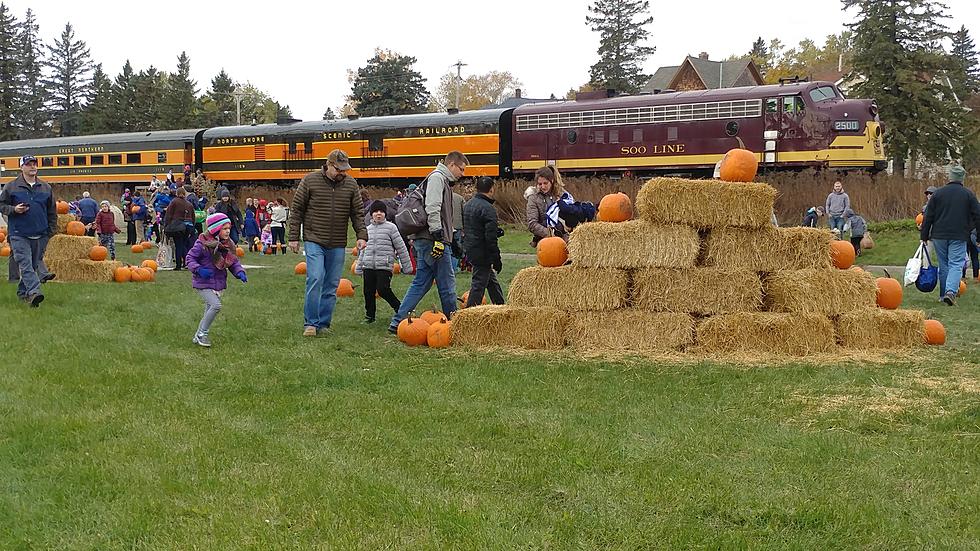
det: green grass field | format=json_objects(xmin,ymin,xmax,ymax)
[{"xmin": 1, "ymin": 234, "xmax": 978, "ymax": 549}]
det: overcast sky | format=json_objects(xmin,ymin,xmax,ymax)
[{"xmin": 4, "ymin": 0, "xmax": 977, "ymax": 121}]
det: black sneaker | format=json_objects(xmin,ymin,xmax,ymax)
[
  {"xmin": 28, "ymin": 293, "xmax": 44, "ymax": 307},
  {"xmin": 41, "ymin": 273, "xmax": 56, "ymax": 282},
  {"xmin": 942, "ymin": 291, "xmax": 956, "ymax": 306},
  {"xmin": 363, "ymin": 317, "xmax": 376, "ymax": 324},
  {"xmin": 387, "ymin": 325, "xmax": 398, "ymax": 335}
]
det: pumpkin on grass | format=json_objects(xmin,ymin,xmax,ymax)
[
  {"xmin": 141, "ymin": 259, "xmax": 158, "ymax": 272},
  {"xmin": 89, "ymin": 246, "xmax": 108, "ymax": 261},
  {"xmin": 131, "ymin": 245, "xmax": 144, "ymax": 254},
  {"xmin": 924, "ymin": 319, "xmax": 945, "ymax": 345},
  {"xmin": 56, "ymin": 201, "xmax": 69, "ymax": 214},
  {"xmin": 113, "ymin": 266, "xmax": 131, "ymax": 283},
  {"xmin": 142, "ymin": 267, "xmax": 156, "ymax": 282},
  {"xmin": 140, "ymin": 241, "xmax": 153, "ymax": 250},
  {"xmin": 537, "ymin": 236, "xmax": 568, "ymax": 267},
  {"xmin": 459, "ymin": 291, "xmax": 488, "ymax": 307},
  {"xmin": 719, "ymin": 148, "xmax": 759, "ymax": 182},
  {"xmin": 66, "ymin": 221, "xmax": 86, "ymax": 236},
  {"xmin": 397, "ymin": 315, "xmax": 430, "ymax": 347},
  {"xmin": 427, "ymin": 318, "xmax": 451, "ymax": 348},
  {"xmin": 830, "ymin": 240, "xmax": 855, "ymax": 269},
  {"xmin": 236, "ymin": 247, "xmax": 245, "ymax": 258},
  {"xmin": 0, "ymin": 245, "xmax": 10, "ymax": 257},
  {"xmin": 129, "ymin": 267, "xmax": 147, "ymax": 282},
  {"xmin": 420, "ymin": 308, "xmax": 447, "ymax": 325},
  {"xmin": 597, "ymin": 192, "xmax": 633, "ymax": 222},
  {"xmin": 350, "ymin": 260, "xmax": 359, "ymax": 275},
  {"xmin": 337, "ymin": 278, "xmax": 355, "ymax": 297},
  {"xmin": 958, "ymin": 280, "xmax": 966, "ymax": 296},
  {"xmin": 295, "ymin": 262, "xmax": 307, "ymax": 275}
]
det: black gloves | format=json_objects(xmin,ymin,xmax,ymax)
[
  {"xmin": 450, "ymin": 240, "xmax": 463, "ymax": 259},
  {"xmin": 432, "ymin": 240, "xmax": 445, "ymax": 259},
  {"xmin": 492, "ymin": 258, "xmax": 502, "ymax": 274},
  {"xmin": 496, "ymin": 227, "xmax": 505, "ymax": 237},
  {"xmin": 430, "ymin": 229, "xmax": 444, "ymax": 242}
]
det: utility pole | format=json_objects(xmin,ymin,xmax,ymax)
[
  {"xmin": 233, "ymin": 86, "xmax": 244, "ymax": 125},
  {"xmin": 452, "ymin": 60, "xmax": 467, "ymax": 110}
]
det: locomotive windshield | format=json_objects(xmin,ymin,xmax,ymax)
[{"xmin": 809, "ymin": 86, "xmax": 839, "ymax": 103}]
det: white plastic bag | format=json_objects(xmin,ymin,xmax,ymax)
[{"xmin": 904, "ymin": 243, "xmax": 924, "ymax": 286}]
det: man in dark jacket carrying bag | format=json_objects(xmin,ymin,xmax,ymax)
[
  {"xmin": 920, "ymin": 165, "xmax": 980, "ymax": 305},
  {"xmin": 463, "ymin": 177, "xmax": 505, "ymax": 307}
]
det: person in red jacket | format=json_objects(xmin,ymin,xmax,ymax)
[{"xmin": 94, "ymin": 201, "xmax": 121, "ymax": 260}]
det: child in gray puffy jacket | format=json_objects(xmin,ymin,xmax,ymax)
[
  {"xmin": 355, "ymin": 201, "xmax": 414, "ymax": 323},
  {"xmin": 844, "ymin": 208, "xmax": 867, "ymax": 257}
]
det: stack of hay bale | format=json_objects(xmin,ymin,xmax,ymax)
[
  {"xmin": 46, "ymin": 216, "xmax": 123, "ymax": 283},
  {"xmin": 451, "ymin": 177, "xmax": 926, "ymax": 357}
]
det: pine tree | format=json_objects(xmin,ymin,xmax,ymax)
[
  {"xmin": 43, "ymin": 22, "xmax": 93, "ymax": 136},
  {"xmin": 0, "ymin": 2, "xmax": 20, "ymax": 141},
  {"xmin": 322, "ymin": 107, "xmax": 336, "ymax": 120},
  {"xmin": 13, "ymin": 8, "xmax": 48, "ymax": 138},
  {"xmin": 844, "ymin": 0, "xmax": 958, "ymax": 173},
  {"xmin": 586, "ymin": 0, "xmax": 654, "ymax": 94},
  {"xmin": 131, "ymin": 66, "xmax": 165, "ymax": 131},
  {"xmin": 162, "ymin": 51, "xmax": 198, "ymax": 129},
  {"xmin": 749, "ymin": 37, "xmax": 771, "ymax": 76},
  {"xmin": 950, "ymin": 25, "xmax": 979, "ymax": 98},
  {"xmin": 347, "ymin": 49, "xmax": 429, "ymax": 116},
  {"xmin": 110, "ymin": 60, "xmax": 138, "ymax": 131},
  {"xmin": 200, "ymin": 69, "xmax": 237, "ymax": 126},
  {"xmin": 79, "ymin": 63, "xmax": 113, "ymax": 134}
]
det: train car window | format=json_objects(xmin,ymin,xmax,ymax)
[
  {"xmin": 566, "ymin": 130, "xmax": 577, "ymax": 144},
  {"xmin": 288, "ymin": 142, "xmax": 298, "ymax": 154},
  {"xmin": 157, "ymin": 152, "xmax": 167, "ymax": 163},
  {"xmin": 766, "ymin": 98, "xmax": 778, "ymax": 113},
  {"xmin": 57, "ymin": 157, "xmax": 69, "ymax": 166},
  {"xmin": 595, "ymin": 131, "xmax": 605, "ymax": 144},
  {"xmin": 41, "ymin": 157, "xmax": 53, "ymax": 167},
  {"xmin": 91, "ymin": 155, "xmax": 104, "ymax": 165},
  {"xmin": 632, "ymin": 129, "xmax": 643, "ymax": 143},
  {"xmin": 108, "ymin": 154, "xmax": 122, "ymax": 165},
  {"xmin": 368, "ymin": 135, "xmax": 384, "ymax": 152},
  {"xmin": 809, "ymin": 86, "xmax": 837, "ymax": 103},
  {"xmin": 608, "ymin": 130, "xmax": 619, "ymax": 144},
  {"xmin": 126, "ymin": 153, "xmax": 141, "ymax": 164},
  {"xmin": 74, "ymin": 156, "xmax": 87, "ymax": 166},
  {"xmin": 667, "ymin": 127, "xmax": 678, "ymax": 142}
]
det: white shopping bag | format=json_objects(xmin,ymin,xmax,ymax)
[
  {"xmin": 904, "ymin": 243, "xmax": 924, "ymax": 286},
  {"xmin": 156, "ymin": 239, "xmax": 175, "ymax": 270}
]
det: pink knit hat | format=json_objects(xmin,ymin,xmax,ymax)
[{"xmin": 205, "ymin": 213, "xmax": 231, "ymax": 236}]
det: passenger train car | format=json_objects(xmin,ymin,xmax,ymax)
[{"xmin": 0, "ymin": 81, "xmax": 884, "ymax": 188}]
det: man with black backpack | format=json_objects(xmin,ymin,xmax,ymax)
[{"xmin": 389, "ymin": 151, "xmax": 468, "ymax": 333}]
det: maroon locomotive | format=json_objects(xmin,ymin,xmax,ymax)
[{"xmin": 510, "ymin": 80, "xmax": 885, "ymax": 176}]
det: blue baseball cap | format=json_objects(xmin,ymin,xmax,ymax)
[{"xmin": 19, "ymin": 155, "xmax": 37, "ymax": 166}]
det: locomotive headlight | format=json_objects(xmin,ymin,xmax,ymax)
[{"xmin": 869, "ymin": 104, "xmax": 878, "ymax": 116}]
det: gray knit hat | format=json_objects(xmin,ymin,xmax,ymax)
[{"xmin": 949, "ymin": 165, "xmax": 966, "ymax": 183}]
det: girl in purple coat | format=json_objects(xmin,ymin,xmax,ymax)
[{"xmin": 186, "ymin": 213, "xmax": 247, "ymax": 347}]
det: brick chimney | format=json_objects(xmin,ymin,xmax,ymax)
[
  {"xmin": 515, "ymin": 88, "xmax": 522, "ymax": 99},
  {"xmin": 699, "ymin": 52, "xmax": 710, "ymax": 60}
]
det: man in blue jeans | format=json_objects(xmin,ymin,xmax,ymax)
[
  {"xmin": 389, "ymin": 151, "xmax": 469, "ymax": 333},
  {"xmin": 0, "ymin": 155, "xmax": 57, "ymax": 307},
  {"xmin": 288, "ymin": 149, "xmax": 367, "ymax": 336},
  {"xmin": 920, "ymin": 165, "xmax": 980, "ymax": 305},
  {"xmin": 825, "ymin": 180, "xmax": 850, "ymax": 235}
]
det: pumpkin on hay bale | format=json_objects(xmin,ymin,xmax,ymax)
[
  {"xmin": 46, "ymin": 235, "xmax": 99, "ymax": 260},
  {"xmin": 834, "ymin": 309, "xmax": 925, "ymax": 350},
  {"xmin": 718, "ymin": 148, "xmax": 759, "ymax": 182},
  {"xmin": 507, "ymin": 265, "xmax": 629, "ymax": 311},
  {"xmin": 632, "ymin": 267, "xmax": 763, "ymax": 315},
  {"xmin": 830, "ymin": 240, "xmax": 856, "ymax": 269},
  {"xmin": 450, "ymin": 305, "xmax": 567, "ymax": 350},
  {"xmin": 694, "ymin": 312, "xmax": 836, "ymax": 357},
  {"xmin": 636, "ymin": 177, "xmax": 776, "ymax": 229},
  {"xmin": 66, "ymin": 221, "xmax": 86, "ymax": 236},
  {"xmin": 56, "ymin": 201, "xmax": 69, "ymax": 215},
  {"xmin": 55, "ymin": 214, "xmax": 75, "ymax": 234},
  {"xmin": 45, "ymin": 259, "xmax": 121, "ymax": 282},
  {"xmin": 702, "ymin": 226, "xmax": 833, "ymax": 271},
  {"xmin": 763, "ymin": 269, "xmax": 877, "ymax": 316},
  {"xmin": 536, "ymin": 236, "xmax": 568, "ymax": 267},
  {"xmin": 597, "ymin": 192, "xmax": 633, "ymax": 222},
  {"xmin": 567, "ymin": 220, "xmax": 699, "ymax": 269},
  {"xmin": 876, "ymin": 275, "xmax": 903, "ymax": 310},
  {"xmin": 566, "ymin": 311, "xmax": 694, "ymax": 353},
  {"xmin": 89, "ymin": 246, "xmax": 108, "ymax": 261}
]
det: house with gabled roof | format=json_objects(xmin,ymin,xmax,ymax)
[{"xmin": 642, "ymin": 53, "xmax": 764, "ymax": 93}]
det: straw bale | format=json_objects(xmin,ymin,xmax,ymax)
[
  {"xmin": 507, "ymin": 265, "xmax": 629, "ymax": 311},
  {"xmin": 55, "ymin": 214, "xmax": 76, "ymax": 234},
  {"xmin": 695, "ymin": 313, "xmax": 836, "ymax": 356},
  {"xmin": 450, "ymin": 305, "xmax": 566, "ymax": 350},
  {"xmin": 764, "ymin": 269, "xmax": 877, "ymax": 315},
  {"xmin": 702, "ymin": 226, "xmax": 832, "ymax": 271},
  {"xmin": 567, "ymin": 220, "xmax": 699, "ymax": 269},
  {"xmin": 632, "ymin": 268, "xmax": 762, "ymax": 314},
  {"xmin": 835, "ymin": 309, "xmax": 925, "ymax": 349},
  {"xmin": 45, "ymin": 234, "xmax": 99, "ymax": 260},
  {"xmin": 566, "ymin": 311, "xmax": 693, "ymax": 352},
  {"xmin": 45, "ymin": 259, "xmax": 121, "ymax": 282},
  {"xmin": 636, "ymin": 177, "xmax": 777, "ymax": 229}
]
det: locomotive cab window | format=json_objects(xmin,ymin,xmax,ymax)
[
  {"xmin": 126, "ymin": 153, "xmax": 141, "ymax": 164},
  {"xmin": 74, "ymin": 156, "xmax": 87, "ymax": 166},
  {"xmin": 288, "ymin": 142, "xmax": 298, "ymax": 154},
  {"xmin": 809, "ymin": 86, "xmax": 838, "ymax": 103},
  {"xmin": 766, "ymin": 98, "xmax": 778, "ymax": 114},
  {"xmin": 91, "ymin": 155, "xmax": 104, "ymax": 165},
  {"xmin": 783, "ymin": 96, "xmax": 805, "ymax": 116},
  {"xmin": 57, "ymin": 157, "xmax": 69, "ymax": 166},
  {"xmin": 368, "ymin": 135, "xmax": 384, "ymax": 152}
]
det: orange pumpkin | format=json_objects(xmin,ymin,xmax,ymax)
[
  {"xmin": 351, "ymin": 260, "xmax": 358, "ymax": 274},
  {"xmin": 264, "ymin": 248, "xmax": 273, "ymax": 255},
  {"xmin": 142, "ymin": 267, "xmax": 156, "ymax": 282},
  {"xmin": 393, "ymin": 262, "xmax": 401, "ymax": 275},
  {"xmin": 875, "ymin": 277, "xmax": 902, "ymax": 310},
  {"xmin": 397, "ymin": 315, "xmax": 430, "ymax": 347},
  {"xmin": 89, "ymin": 246, "xmax": 108, "ymax": 261},
  {"xmin": 0, "ymin": 229, "xmax": 7, "ymax": 242},
  {"xmin": 295, "ymin": 261, "xmax": 307, "ymax": 275},
  {"xmin": 830, "ymin": 240, "xmax": 855, "ymax": 269},
  {"xmin": 131, "ymin": 245, "xmax": 144, "ymax": 254},
  {"xmin": 958, "ymin": 280, "xmax": 966, "ymax": 296},
  {"xmin": 235, "ymin": 247, "xmax": 245, "ymax": 258},
  {"xmin": 66, "ymin": 221, "xmax": 86, "ymax": 236},
  {"xmin": 56, "ymin": 201, "xmax": 70, "ymax": 214},
  {"xmin": 536, "ymin": 236, "xmax": 568, "ymax": 267},
  {"xmin": 140, "ymin": 241, "xmax": 153, "ymax": 250},
  {"xmin": 420, "ymin": 308, "xmax": 447, "ymax": 325},
  {"xmin": 130, "ymin": 205, "xmax": 141, "ymax": 215},
  {"xmin": 113, "ymin": 266, "xmax": 131, "ymax": 283},
  {"xmin": 915, "ymin": 213, "xmax": 924, "ymax": 227},
  {"xmin": 141, "ymin": 259, "xmax": 158, "ymax": 272},
  {"xmin": 129, "ymin": 267, "xmax": 147, "ymax": 282},
  {"xmin": 460, "ymin": 290, "xmax": 488, "ymax": 308},
  {"xmin": 0, "ymin": 245, "xmax": 10, "ymax": 257},
  {"xmin": 923, "ymin": 319, "xmax": 945, "ymax": 345},
  {"xmin": 719, "ymin": 148, "xmax": 759, "ymax": 182},
  {"xmin": 351, "ymin": 246, "xmax": 359, "ymax": 257},
  {"xmin": 337, "ymin": 278, "xmax": 355, "ymax": 297},
  {"xmin": 427, "ymin": 318, "xmax": 451, "ymax": 348},
  {"xmin": 597, "ymin": 192, "xmax": 633, "ymax": 222}
]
